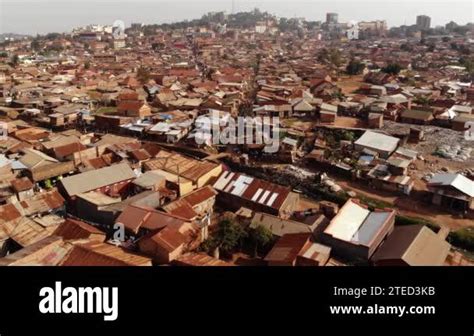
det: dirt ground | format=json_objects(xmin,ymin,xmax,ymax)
[
  {"xmin": 331, "ymin": 116, "xmax": 368, "ymax": 129},
  {"xmin": 296, "ymin": 197, "xmax": 320, "ymax": 211},
  {"xmin": 281, "ymin": 119, "xmax": 316, "ymax": 131},
  {"xmin": 337, "ymin": 75, "xmax": 364, "ymax": 95},
  {"xmin": 333, "ymin": 177, "xmax": 474, "ymax": 231}
]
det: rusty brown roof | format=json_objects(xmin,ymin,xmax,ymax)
[
  {"xmin": 10, "ymin": 177, "xmax": 34, "ymax": 193},
  {"xmin": 53, "ymin": 142, "xmax": 87, "ymax": 158},
  {"xmin": 146, "ymin": 226, "xmax": 188, "ymax": 253},
  {"xmin": 264, "ymin": 233, "xmax": 311, "ymax": 264},
  {"xmin": 54, "ymin": 218, "xmax": 106, "ymax": 241},
  {"xmin": 182, "ymin": 185, "xmax": 218, "ymax": 206},
  {"xmin": 116, "ymin": 204, "xmax": 187, "ymax": 234},
  {"xmin": 214, "ymin": 171, "xmax": 291, "ymax": 211},
  {"xmin": 173, "ymin": 252, "xmax": 234, "ymax": 266},
  {"xmin": 0, "ymin": 203, "xmax": 21, "ymax": 224},
  {"xmin": 61, "ymin": 241, "xmax": 152, "ymax": 266}
]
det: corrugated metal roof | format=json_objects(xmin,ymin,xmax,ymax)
[
  {"xmin": 146, "ymin": 226, "xmax": 188, "ymax": 253},
  {"xmin": 163, "ymin": 199, "xmax": 198, "ymax": 220},
  {"xmin": 0, "ymin": 236, "xmax": 73, "ymax": 266},
  {"xmin": 429, "ymin": 173, "xmax": 474, "ymax": 197},
  {"xmin": 19, "ymin": 148, "xmax": 58, "ymax": 169},
  {"xmin": 0, "ymin": 204, "xmax": 22, "ymax": 224},
  {"xmin": 116, "ymin": 205, "xmax": 187, "ymax": 234},
  {"xmin": 0, "ymin": 154, "xmax": 12, "ymax": 168},
  {"xmin": 325, "ymin": 199, "xmax": 394, "ymax": 246},
  {"xmin": 213, "ymin": 172, "xmax": 290, "ymax": 211},
  {"xmin": 182, "ymin": 185, "xmax": 217, "ymax": 206},
  {"xmin": 355, "ymin": 131, "xmax": 399, "ymax": 153},
  {"xmin": 324, "ymin": 199, "xmax": 370, "ymax": 241},
  {"xmin": 60, "ymin": 162, "xmax": 135, "ymax": 197},
  {"xmin": 264, "ymin": 233, "xmax": 311, "ymax": 264},
  {"xmin": 54, "ymin": 219, "xmax": 106, "ymax": 241},
  {"xmin": 174, "ymin": 252, "xmax": 233, "ymax": 266},
  {"xmin": 372, "ymin": 225, "xmax": 450, "ymax": 266},
  {"xmin": 61, "ymin": 241, "xmax": 152, "ymax": 266},
  {"xmin": 132, "ymin": 171, "xmax": 166, "ymax": 188},
  {"xmin": 143, "ymin": 150, "xmax": 220, "ymax": 183},
  {"xmin": 403, "ymin": 227, "xmax": 451, "ymax": 266},
  {"xmin": 2, "ymin": 217, "xmax": 59, "ymax": 247},
  {"xmin": 352, "ymin": 212, "xmax": 391, "ymax": 246},
  {"xmin": 251, "ymin": 212, "xmax": 314, "ymax": 237}
]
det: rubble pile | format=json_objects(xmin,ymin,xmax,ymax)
[
  {"xmin": 435, "ymin": 144, "xmax": 472, "ymax": 162},
  {"xmin": 383, "ymin": 121, "xmax": 473, "ymax": 163}
]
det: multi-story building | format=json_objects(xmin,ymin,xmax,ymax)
[
  {"xmin": 326, "ymin": 12, "xmax": 339, "ymax": 24},
  {"xmin": 358, "ymin": 20, "xmax": 387, "ymax": 37},
  {"xmin": 416, "ymin": 15, "xmax": 431, "ymax": 30}
]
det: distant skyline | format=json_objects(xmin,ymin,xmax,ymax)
[{"xmin": 1, "ymin": 0, "xmax": 473, "ymax": 35}]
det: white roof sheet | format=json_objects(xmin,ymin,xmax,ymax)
[
  {"xmin": 258, "ymin": 190, "xmax": 271, "ymax": 204},
  {"xmin": 0, "ymin": 154, "xmax": 12, "ymax": 168},
  {"xmin": 429, "ymin": 174, "xmax": 474, "ymax": 197},
  {"xmin": 251, "ymin": 188, "xmax": 264, "ymax": 202},
  {"xmin": 355, "ymin": 131, "xmax": 399, "ymax": 153},
  {"xmin": 231, "ymin": 175, "xmax": 253, "ymax": 196},
  {"xmin": 213, "ymin": 171, "xmax": 234, "ymax": 190},
  {"xmin": 324, "ymin": 200, "xmax": 370, "ymax": 241},
  {"xmin": 266, "ymin": 193, "xmax": 279, "ymax": 207}
]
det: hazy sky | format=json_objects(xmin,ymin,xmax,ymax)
[{"xmin": 1, "ymin": 0, "xmax": 473, "ymax": 35}]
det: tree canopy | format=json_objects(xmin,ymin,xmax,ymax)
[
  {"xmin": 318, "ymin": 48, "xmax": 342, "ymax": 69},
  {"xmin": 136, "ymin": 66, "xmax": 150, "ymax": 84},
  {"xmin": 250, "ymin": 225, "xmax": 273, "ymax": 255},
  {"xmin": 382, "ymin": 63, "xmax": 402, "ymax": 75},
  {"xmin": 202, "ymin": 219, "xmax": 247, "ymax": 256},
  {"xmin": 346, "ymin": 59, "xmax": 365, "ymax": 75}
]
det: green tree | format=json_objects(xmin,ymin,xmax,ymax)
[
  {"xmin": 45, "ymin": 32, "xmax": 61, "ymax": 40},
  {"xmin": 382, "ymin": 63, "xmax": 402, "ymax": 75},
  {"xmin": 250, "ymin": 225, "xmax": 273, "ymax": 256},
  {"xmin": 10, "ymin": 54, "xmax": 20, "ymax": 67},
  {"xmin": 318, "ymin": 48, "xmax": 342, "ymax": 69},
  {"xmin": 151, "ymin": 42, "xmax": 164, "ymax": 50},
  {"xmin": 211, "ymin": 219, "xmax": 247, "ymax": 256},
  {"xmin": 340, "ymin": 130, "xmax": 355, "ymax": 142},
  {"xmin": 400, "ymin": 43, "xmax": 413, "ymax": 52},
  {"xmin": 278, "ymin": 18, "xmax": 290, "ymax": 32},
  {"xmin": 44, "ymin": 179, "xmax": 53, "ymax": 189},
  {"xmin": 31, "ymin": 38, "xmax": 41, "ymax": 51},
  {"xmin": 346, "ymin": 59, "xmax": 365, "ymax": 75},
  {"xmin": 136, "ymin": 66, "xmax": 150, "ymax": 84},
  {"xmin": 217, "ymin": 219, "xmax": 247, "ymax": 254},
  {"xmin": 459, "ymin": 56, "xmax": 474, "ymax": 74},
  {"xmin": 329, "ymin": 49, "xmax": 342, "ymax": 68}
]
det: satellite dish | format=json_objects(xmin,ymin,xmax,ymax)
[{"xmin": 112, "ymin": 19, "xmax": 125, "ymax": 38}]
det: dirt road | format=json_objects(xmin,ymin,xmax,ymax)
[{"xmin": 333, "ymin": 178, "xmax": 474, "ymax": 231}]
